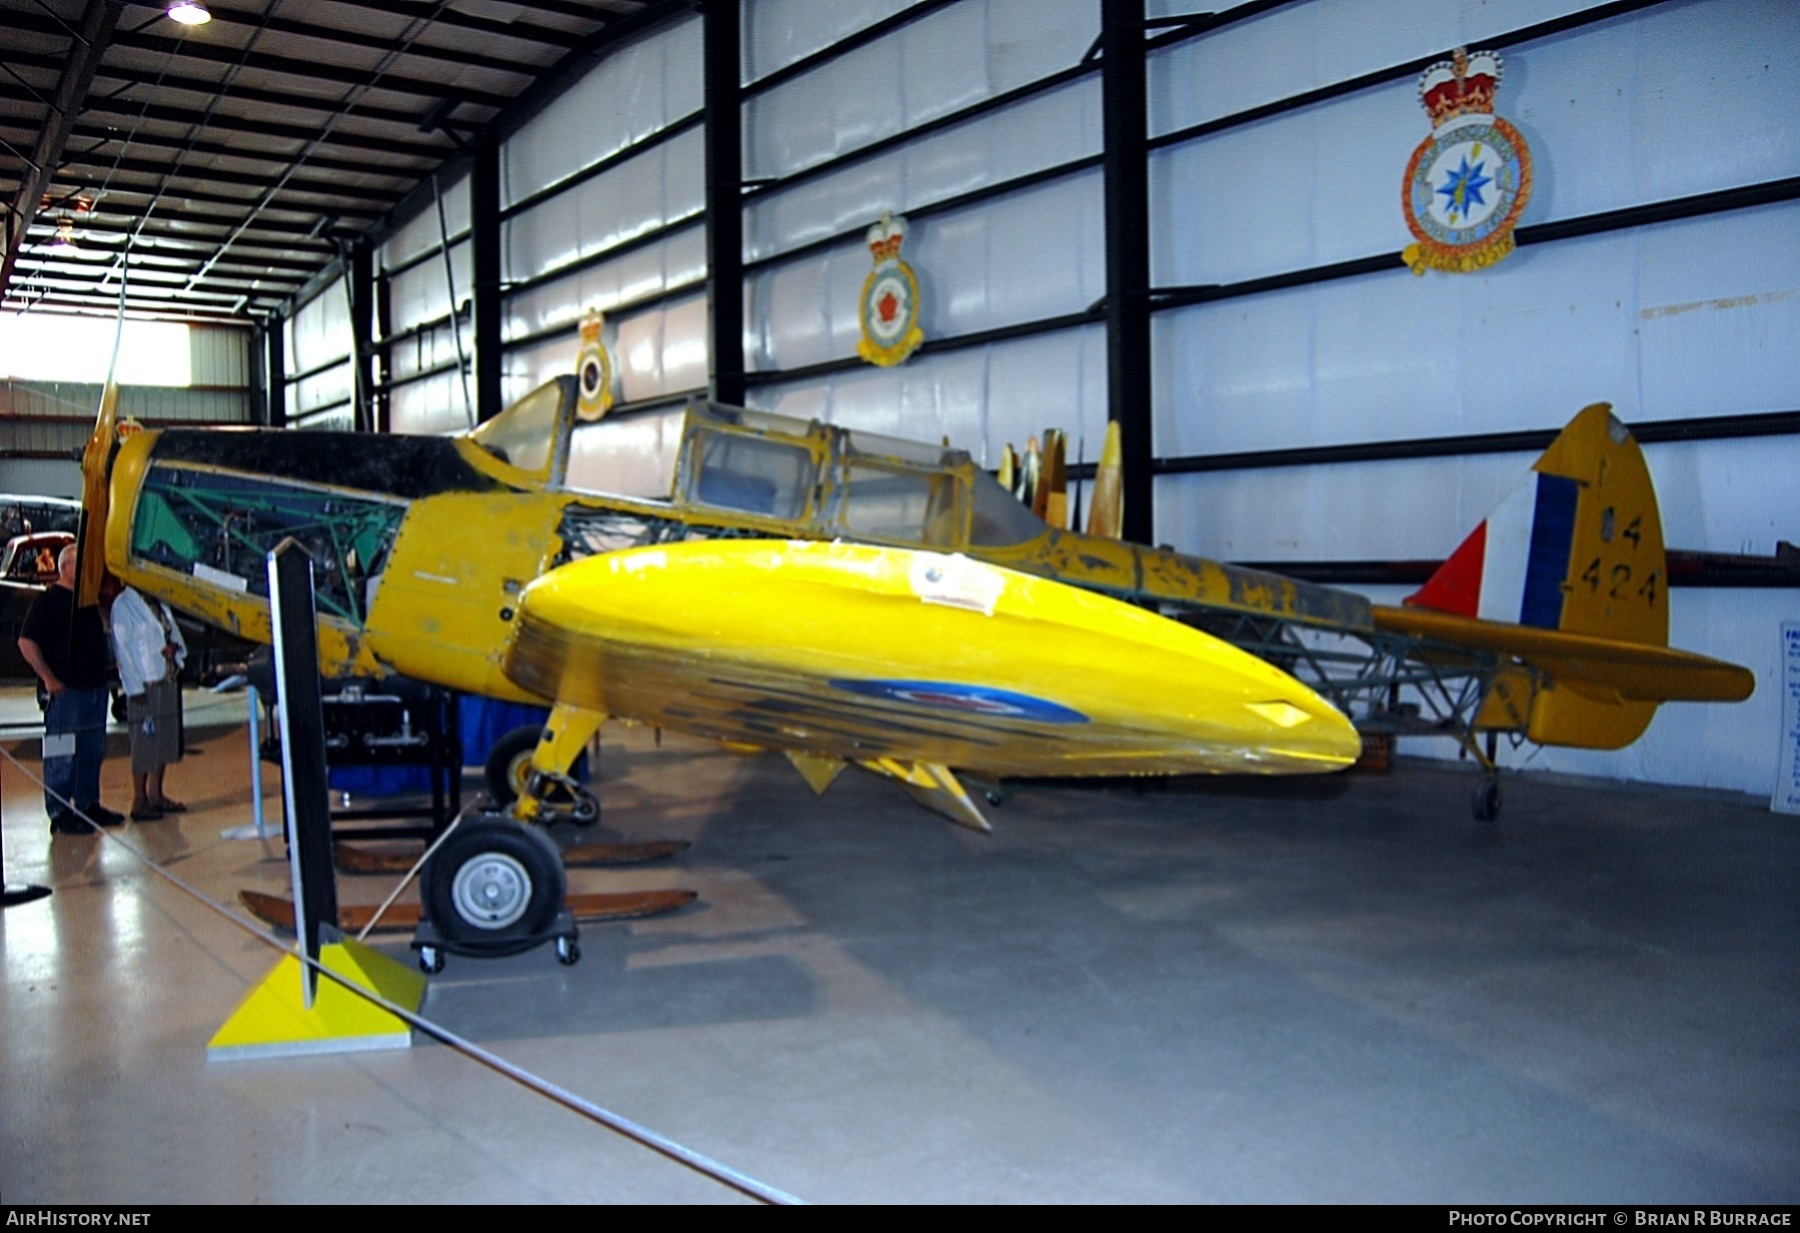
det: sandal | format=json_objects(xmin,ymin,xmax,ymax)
[
  {"xmin": 151, "ymin": 799, "xmax": 188, "ymax": 813},
  {"xmin": 130, "ymin": 807, "xmax": 163, "ymax": 822}
]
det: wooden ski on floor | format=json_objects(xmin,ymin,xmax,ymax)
[
  {"xmin": 332, "ymin": 838, "xmax": 689, "ymax": 876},
  {"xmin": 240, "ymin": 887, "xmax": 696, "ymax": 934}
]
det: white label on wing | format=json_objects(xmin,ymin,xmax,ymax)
[{"xmin": 910, "ymin": 552, "xmax": 1003, "ymax": 616}]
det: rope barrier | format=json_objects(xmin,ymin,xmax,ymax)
[{"xmin": 0, "ymin": 736, "xmax": 804, "ymax": 1206}]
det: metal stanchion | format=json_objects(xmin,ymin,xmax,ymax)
[{"xmin": 220, "ymin": 684, "xmax": 271, "ymax": 842}]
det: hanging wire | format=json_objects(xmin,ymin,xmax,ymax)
[{"xmin": 433, "ymin": 173, "xmax": 476, "ymax": 431}]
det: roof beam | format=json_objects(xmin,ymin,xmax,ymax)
[
  {"xmin": 0, "ymin": 84, "xmax": 451, "ymax": 160},
  {"xmin": 6, "ymin": 49, "xmax": 464, "ymax": 130},
  {"xmin": 1, "ymin": 288, "xmax": 260, "ymax": 319},
  {"xmin": 314, "ymin": 0, "xmax": 600, "ymax": 49},
  {"xmin": 173, "ymin": 6, "xmax": 564, "ymax": 77},
  {"xmin": 11, "ymin": 225, "xmax": 324, "ymax": 275},
  {"xmin": 114, "ymin": 30, "xmax": 522, "ymax": 111},
  {"xmin": 51, "ymin": 148, "xmax": 410, "ymax": 205},
  {"xmin": 11, "ymin": 259, "xmax": 307, "ymax": 292},
  {"xmin": 0, "ymin": 173, "xmax": 387, "ymax": 222},
  {"xmin": 3, "ymin": 119, "xmax": 436, "ymax": 181}
]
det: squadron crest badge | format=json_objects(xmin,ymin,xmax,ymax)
[
  {"xmin": 575, "ymin": 309, "xmax": 613, "ymax": 420},
  {"xmin": 856, "ymin": 212, "xmax": 925, "ymax": 367},
  {"xmin": 1402, "ymin": 49, "xmax": 1533, "ymax": 275}
]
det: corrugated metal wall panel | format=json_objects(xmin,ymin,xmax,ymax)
[
  {"xmin": 188, "ymin": 325, "xmax": 251, "ymax": 387},
  {"xmin": 1, "ymin": 380, "xmax": 250, "ymax": 433}
]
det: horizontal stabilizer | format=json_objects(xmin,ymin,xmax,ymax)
[{"xmin": 1373, "ymin": 605, "xmax": 1755, "ymax": 704}]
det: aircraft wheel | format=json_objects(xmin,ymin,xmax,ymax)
[
  {"xmin": 418, "ymin": 946, "xmax": 444, "ymax": 974},
  {"xmin": 556, "ymin": 936, "xmax": 581, "ymax": 966},
  {"xmin": 1471, "ymin": 779, "xmax": 1502, "ymax": 823},
  {"xmin": 424, "ymin": 818, "xmax": 566, "ymax": 944},
  {"xmin": 484, "ymin": 726, "xmax": 541, "ymax": 806},
  {"xmin": 566, "ymin": 787, "xmax": 601, "ymax": 828}
]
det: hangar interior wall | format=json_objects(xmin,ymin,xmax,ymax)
[
  {"xmin": 284, "ymin": 276, "xmax": 355, "ymax": 430},
  {"xmin": 311, "ymin": 0, "xmax": 1796, "ymax": 797},
  {"xmin": 1, "ymin": 323, "xmax": 252, "ymax": 494}
]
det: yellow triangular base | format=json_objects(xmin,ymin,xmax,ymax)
[{"xmin": 208, "ymin": 939, "xmax": 426, "ymax": 1062}]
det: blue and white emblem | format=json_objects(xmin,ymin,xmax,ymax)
[
  {"xmin": 1401, "ymin": 49, "xmax": 1533, "ymax": 275},
  {"xmin": 830, "ymin": 679, "xmax": 1088, "ymax": 725}
]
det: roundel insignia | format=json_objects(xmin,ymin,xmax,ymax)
[
  {"xmin": 862, "ymin": 266, "xmax": 915, "ymax": 346},
  {"xmin": 574, "ymin": 309, "xmax": 613, "ymax": 421},
  {"xmin": 830, "ymin": 678, "xmax": 1088, "ymax": 725}
]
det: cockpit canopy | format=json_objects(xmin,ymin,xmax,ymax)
[{"xmin": 466, "ymin": 377, "xmax": 1047, "ymax": 550}]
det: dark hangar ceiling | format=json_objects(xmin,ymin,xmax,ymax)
[{"xmin": 1, "ymin": 0, "xmax": 656, "ymax": 327}]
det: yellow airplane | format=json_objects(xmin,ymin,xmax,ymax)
[{"xmin": 74, "ymin": 367, "xmax": 1752, "ymax": 951}]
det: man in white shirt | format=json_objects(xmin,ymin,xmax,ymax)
[{"xmin": 110, "ymin": 585, "xmax": 188, "ymax": 821}]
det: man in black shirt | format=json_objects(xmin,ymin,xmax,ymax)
[{"xmin": 18, "ymin": 545, "xmax": 122, "ymax": 835}]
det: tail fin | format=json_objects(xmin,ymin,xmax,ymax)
[{"xmin": 1406, "ymin": 403, "xmax": 1669, "ymax": 748}]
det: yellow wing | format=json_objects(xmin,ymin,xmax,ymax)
[{"xmin": 502, "ymin": 539, "xmax": 1360, "ymax": 781}]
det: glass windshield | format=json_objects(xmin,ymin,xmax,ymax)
[
  {"xmin": 686, "ymin": 429, "xmax": 814, "ymax": 520},
  {"xmin": 467, "ymin": 380, "xmax": 568, "ymax": 476},
  {"xmin": 833, "ymin": 464, "xmax": 962, "ymax": 546},
  {"xmin": 565, "ymin": 407, "xmax": 685, "ymax": 500},
  {"xmin": 967, "ymin": 469, "xmax": 1047, "ymax": 546}
]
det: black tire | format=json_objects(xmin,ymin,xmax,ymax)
[
  {"xmin": 484, "ymin": 725, "xmax": 542, "ymax": 805},
  {"xmin": 566, "ymin": 787, "xmax": 601, "ymax": 827},
  {"xmin": 1471, "ymin": 779, "xmax": 1502, "ymax": 823},
  {"xmin": 423, "ymin": 818, "xmax": 566, "ymax": 944}
]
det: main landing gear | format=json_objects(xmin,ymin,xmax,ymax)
[{"xmin": 485, "ymin": 725, "xmax": 601, "ymax": 826}]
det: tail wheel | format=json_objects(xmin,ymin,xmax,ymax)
[{"xmin": 423, "ymin": 818, "xmax": 566, "ymax": 944}]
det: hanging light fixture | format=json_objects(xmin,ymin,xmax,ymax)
[
  {"xmin": 48, "ymin": 217, "xmax": 78, "ymax": 254},
  {"xmin": 166, "ymin": 2, "xmax": 212, "ymax": 25}
]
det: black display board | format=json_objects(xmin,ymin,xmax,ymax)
[{"xmin": 267, "ymin": 541, "xmax": 337, "ymax": 1004}]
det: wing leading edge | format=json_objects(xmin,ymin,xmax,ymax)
[{"xmin": 502, "ymin": 539, "xmax": 1361, "ymax": 789}]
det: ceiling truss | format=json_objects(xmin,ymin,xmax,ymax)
[{"xmin": 1, "ymin": 0, "xmax": 654, "ymax": 326}]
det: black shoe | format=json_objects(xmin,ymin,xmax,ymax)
[
  {"xmin": 49, "ymin": 811, "xmax": 91, "ymax": 836},
  {"xmin": 82, "ymin": 804, "xmax": 126, "ymax": 829}
]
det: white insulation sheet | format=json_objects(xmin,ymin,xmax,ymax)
[{"xmin": 343, "ymin": 0, "xmax": 1798, "ymax": 792}]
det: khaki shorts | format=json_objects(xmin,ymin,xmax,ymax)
[{"xmin": 127, "ymin": 678, "xmax": 181, "ymax": 775}]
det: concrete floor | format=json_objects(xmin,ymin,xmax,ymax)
[{"xmin": 2, "ymin": 686, "xmax": 1796, "ymax": 1204}]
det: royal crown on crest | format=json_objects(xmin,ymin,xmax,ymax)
[
  {"xmin": 1418, "ymin": 48, "xmax": 1502, "ymax": 128},
  {"xmin": 866, "ymin": 212, "xmax": 907, "ymax": 264}
]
